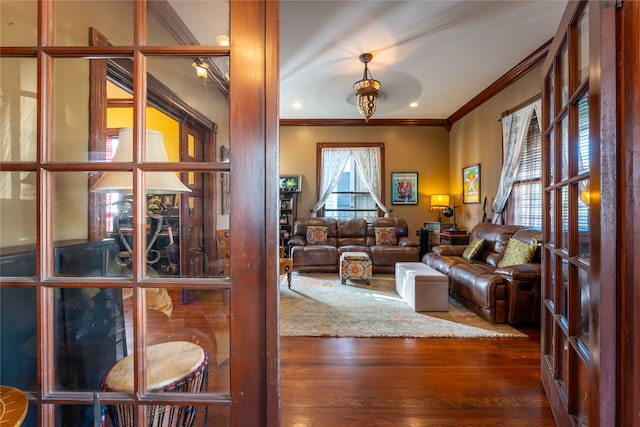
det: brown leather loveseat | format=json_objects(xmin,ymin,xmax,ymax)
[
  {"xmin": 423, "ymin": 222, "xmax": 542, "ymax": 325},
  {"xmin": 289, "ymin": 217, "xmax": 419, "ymax": 274}
]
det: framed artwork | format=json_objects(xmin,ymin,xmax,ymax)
[
  {"xmin": 462, "ymin": 163, "xmax": 481, "ymax": 204},
  {"xmin": 391, "ymin": 172, "xmax": 418, "ymax": 205},
  {"xmin": 280, "ymin": 175, "xmax": 302, "ymax": 192}
]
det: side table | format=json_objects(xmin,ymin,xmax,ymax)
[{"xmin": 439, "ymin": 230, "xmax": 469, "ymax": 245}]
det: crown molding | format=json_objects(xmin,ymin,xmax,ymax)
[{"xmin": 279, "ymin": 39, "xmax": 552, "ymax": 129}]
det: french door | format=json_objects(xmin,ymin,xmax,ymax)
[
  {"xmin": 0, "ymin": 1, "xmax": 279, "ymax": 425},
  {"xmin": 540, "ymin": 1, "xmax": 640, "ymax": 426}
]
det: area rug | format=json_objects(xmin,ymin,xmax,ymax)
[{"xmin": 280, "ymin": 273, "xmax": 527, "ymax": 338}]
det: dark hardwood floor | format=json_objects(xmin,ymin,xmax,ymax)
[{"xmin": 280, "ymin": 328, "xmax": 555, "ymax": 427}]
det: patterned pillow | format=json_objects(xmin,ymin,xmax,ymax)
[
  {"xmin": 306, "ymin": 225, "xmax": 329, "ymax": 245},
  {"xmin": 374, "ymin": 227, "xmax": 397, "ymax": 246},
  {"xmin": 463, "ymin": 237, "xmax": 485, "ymax": 260},
  {"xmin": 497, "ymin": 238, "xmax": 537, "ymax": 267}
]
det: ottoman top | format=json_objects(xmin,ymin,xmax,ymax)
[{"xmin": 341, "ymin": 252, "xmax": 371, "ymax": 260}]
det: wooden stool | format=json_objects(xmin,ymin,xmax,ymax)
[{"xmin": 340, "ymin": 252, "xmax": 372, "ymax": 284}]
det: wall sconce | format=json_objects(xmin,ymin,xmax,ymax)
[
  {"xmin": 579, "ymin": 180, "xmax": 591, "ymax": 206},
  {"xmin": 430, "ymin": 194, "xmax": 450, "ymax": 222}
]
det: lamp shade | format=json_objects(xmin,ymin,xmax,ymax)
[
  {"xmin": 91, "ymin": 128, "xmax": 191, "ymax": 194},
  {"xmin": 430, "ymin": 194, "xmax": 450, "ymax": 209}
]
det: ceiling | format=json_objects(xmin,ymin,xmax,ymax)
[{"xmin": 279, "ymin": 0, "xmax": 567, "ymax": 121}]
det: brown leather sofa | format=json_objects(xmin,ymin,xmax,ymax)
[
  {"xmin": 423, "ymin": 222, "xmax": 542, "ymax": 325},
  {"xmin": 289, "ymin": 217, "xmax": 419, "ymax": 274}
]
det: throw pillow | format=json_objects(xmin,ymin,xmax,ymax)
[
  {"xmin": 306, "ymin": 225, "xmax": 328, "ymax": 245},
  {"xmin": 374, "ymin": 227, "xmax": 397, "ymax": 246},
  {"xmin": 497, "ymin": 238, "xmax": 537, "ymax": 267},
  {"xmin": 463, "ymin": 237, "xmax": 485, "ymax": 260}
]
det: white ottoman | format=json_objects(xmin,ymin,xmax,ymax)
[{"xmin": 395, "ymin": 262, "xmax": 449, "ymax": 312}]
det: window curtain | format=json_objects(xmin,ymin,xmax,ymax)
[
  {"xmin": 352, "ymin": 148, "xmax": 392, "ymax": 216},
  {"xmin": 491, "ymin": 100, "xmax": 541, "ymax": 224},
  {"xmin": 311, "ymin": 146, "xmax": 390, "ymax": 216}
]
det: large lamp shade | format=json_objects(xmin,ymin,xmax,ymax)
[{"xmin": 91, "ymin": 128, "xmax": 191, "ymax": 194}]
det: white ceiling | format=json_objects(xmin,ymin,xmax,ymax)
[{"xmin": 279, "ymin": 0, "xmax": 567, "ymax": 120}]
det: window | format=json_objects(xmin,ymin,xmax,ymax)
[
  {"xmin": 505, "ymin": 113, "xmax": 542, "ymax": 228},
  {"xmin": 324, "ymin": 157, "xmax": 378, "ymax": 218},
  {"xmin": 313, "ymin": 143, "xmax": 389, "ymax": 218}
]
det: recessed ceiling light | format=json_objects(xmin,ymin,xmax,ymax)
[
  {"xmin": 292, "ymin": 102, "xmax": 302, "ymax": 109},
  {"xmin": 410, "ymin": 102, "xmax": 419, "ymax": 108}
]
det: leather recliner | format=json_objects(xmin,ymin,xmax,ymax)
[{"xmin": 423, "ymin": 222, "xmax": 542, "ymax": 325}]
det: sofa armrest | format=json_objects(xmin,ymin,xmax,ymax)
[
  {"xmin": 398, "ymin": 237, "xmax": 419, "ymax": 247},
  {"xmin": 431, "ymin": 245, "xmax": 466, "ymax": 256},
  {"xmin": 288, "ymin": 236, "xmax": 307, "ymax": 247},
  {"xmin": 495, "ymin": 263, "xmax": 541, "ymax": 280}
]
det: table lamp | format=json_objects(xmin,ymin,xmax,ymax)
[
  {"xmin": 92, "ymin": 128, "xmax": 191, "ymax": 269},
  {"xmin": 430, "ymin": 194, "xmax": 450, "ymax": 222}
]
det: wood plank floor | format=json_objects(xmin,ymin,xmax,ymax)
[{"xmin": 280, "ymin": 328, "xmax": 555, "ymax": 427}]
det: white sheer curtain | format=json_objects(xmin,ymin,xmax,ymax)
[
  {"xmin": 310, "ymin": 148, "xmax": 351, "ymax": 216},
  {"xmin": 311, "ymin": 146, "xmax": 390, "ymax": 216},
  {"xmin": 491, "ymin": 100, "xmax": 541, "ymax": 224}
]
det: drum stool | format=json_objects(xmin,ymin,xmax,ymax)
[{"xmin": 101, "ymin": 341, "xmax": 209, "ymax": 427}]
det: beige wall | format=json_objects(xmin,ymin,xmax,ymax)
[
  {"xmin": 449, "ymin": 64, "xmax": 543, "ymax": 231},
  {"xmin": 279, "ymin": 126, "xmax": 450, "ymax": 238},
  {"xmin": 280, "ymin": 64, "xmax": 543, "ymax": 237}
]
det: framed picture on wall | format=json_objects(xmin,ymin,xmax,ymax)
[
  {"xmin": 391, "ymin": 172, "xmax": 418, "ymax": 205},
  {"xmin": 462, "ymin": 163, "xmax": 481, "ymax": 204},
  {"xmin": 280, "ymin": 175, "xmax": 302, "ymax": 192}
]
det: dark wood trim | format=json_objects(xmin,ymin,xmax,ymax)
[
  {"xmin": 280, "ymin": 118, "xmax": 450, "ymax": 128},
  {"xmin": 619, "ymin": 1, "xmax": 640, "ymax": 426},
  {"xmin": 447, "ymin": 39, "xmax": 552, "ymax": 125}
]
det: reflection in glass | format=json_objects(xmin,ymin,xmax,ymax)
[
  {"xmin": 53, "ymin": 0, "xmax": 133, "ymax": 46},
  {"xmin": 561, "ymin": 44, "xmax": 569, "ymax": 106},
  {"xmin": 548, "ymin": 190, "xmax": 555, "ymax": 246},
  {"xmin": 561, "ymin": 186, "xmax": 569, "ymax": 251},
  {"xmin": 52, "ymin": 172, "xmax": 129, "ymax": 278},
  {"xmin": 561, "ymin": 258, "xmax": 569, "ymax": 319},
  {"xmin": 548, "ymin": 129, "xmax": 555, "ymax": 184},
  {"xmin": 561, "ymin": 116, "xmax": 569, "ymax": 181},
  {"xmin": 577, "ymin": 179, "xmax": 590, "ymax": 261},
  {"xmin": 578, "ymin": 4, "xmax": 589, "ymax": 85},
  {"xmin": 147, "ymin": 0, "xmax": 229, "ymax": 46},
  {"xmin": 0, "ymin": 172, "xmax": 37, "ymax": 260},
  {"xmin": 548, "ymin": 254, "xmax": 556, "ymax": 304},
  {"xmin": 0, "ymin": 1, "xmax": 37, "ymax": 46},
  {"xmin": 577, "ymin": 94, "xmax": 590, "ymax": 174},
  {"xmin": 543, "ymin": 311, "xmax": 553, "ymax": 358},
  {"xmin": 0, "ymin": 58, "xmax": 37, "ymax": 162},
  {"xmin": 559, "ymin": 335, "xmax": 569, "ymax": 395},
  {"xmin": 578, "ymin": 268, "xmax": 590, "ymax": 348},
  {"xmin": 0, "ymin": 287, "xmax": 37, "ymax": 391},
  {"xmin": 577, "ymin": 359, "xmax": 589, "ymax": 426},
  {"xmin": 54, "ymin": 287, "xmax": 128, "ymax": 392},
  {"xmin": 52, "ymin": 58, "xmax": 91, "ymax": 162},
  {"xmin": 115, "ymin": 288, "xmax": 230, "ymax": 396},
  {"xmin": 547, "ymin": 69, "xmax": 555, "ymax": 124}
]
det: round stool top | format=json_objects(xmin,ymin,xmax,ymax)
[
  {"xmin": 0, "ymin": 385, "xmax": 28, "ymax": 427},
  {"xmin": 104, "ymin": 341, "xmax": 205, "ymax": 392}
]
